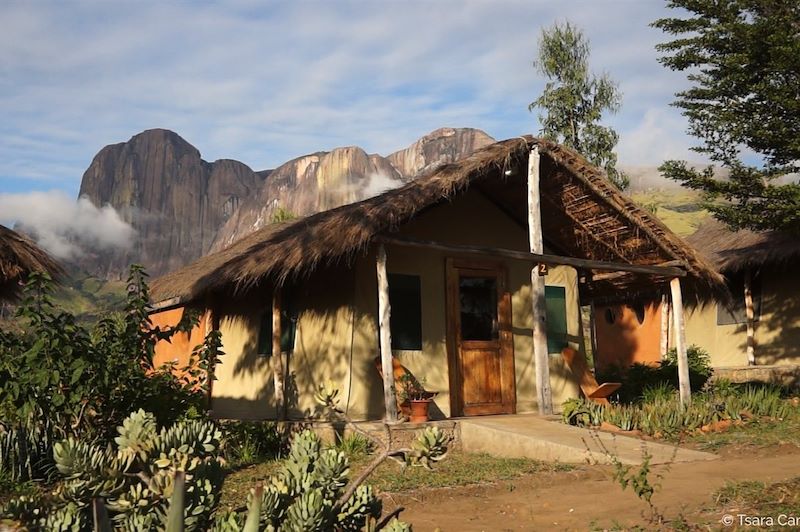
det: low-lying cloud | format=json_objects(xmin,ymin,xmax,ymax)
[
  {"xmin": 0, "ymin": 190, "xmax": 135, "ymax": 259},
  {"xmin": 362, "ymin": 171, "xmax": 402, "ymax": 199}
]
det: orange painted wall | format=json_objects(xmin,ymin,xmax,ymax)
[
  {"xmin": 151, "ymin": 307, "xmax": 209, "ymax": 370},
  {"xmin": 594, "ymin": 302, "xmax": 662, "ymax": 370}
]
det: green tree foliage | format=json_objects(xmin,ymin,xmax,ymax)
[
  {"xmin": 529, "ymin": 21, "xmax": 629, "ymax": 190},
  {"xmin": 0, "ymin": 267, "xmax": 215, "ymax": 482},
  {"xmin": 653, "ymin": 0, "xmax": 800, "ymax": 232}
]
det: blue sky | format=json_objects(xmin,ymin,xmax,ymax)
[{"xmin": 1, "ymin": 0, "xmax": 700, "ymax": 197}]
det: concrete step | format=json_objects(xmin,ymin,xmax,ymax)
[{"xmin": 460, "ymin": 414, "xmax": 718, "ymax": 465}]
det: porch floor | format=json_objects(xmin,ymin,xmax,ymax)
[{"xmin": 459, "ymin": 414, "xmax": 717, "ymax": 465}]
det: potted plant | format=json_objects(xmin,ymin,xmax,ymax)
[{"xmin": 399, "ymin": 374, "xmax": 436, "ymax": 423}]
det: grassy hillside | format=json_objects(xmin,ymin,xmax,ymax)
[
  {"xmin": 52, "ymin": 272, "xmax": 127, "ymax": 320},
  {"xmin": 0, "ymin": 270, "xmax": 127, "ymax": 330},
  {"xmin": 630, "ymin": 189, "xmax": 710, "ymax": 237}
]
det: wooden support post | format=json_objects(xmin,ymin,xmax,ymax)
[
  {"xmin": 660, "ymin": 294, "xmax": 670, "ymax": 359},
  {"xmin": 670, "ymin": 278, "xmax": 691, "ymax": 405},
  {"xmin": 744, "ymin": 269, "xmax": 756, "ymax": 365},
  {"xmin": 528, "ymin": 146, "xmax": 553, "ymax": 415},
  {"xmin": 376, "ymin": 244, "xmax": 398, "ymax": 422},
  {"xmin": 207, "ymin": 309, "xmax": 220, "ymax": 413},
  {"xmin": 272, "ymin": 290, "xmax": 286, "ymax": 420},
  {"xmin": 588, "ymin": 302, "xmax": 599, "ymax": 367}
]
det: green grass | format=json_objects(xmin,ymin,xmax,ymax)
[
  {"xmin": 630, "ymin": 189, "xmax": 709, "ymax": 236},
  {"xmin": 685, "ymin": 416, "xmax": 800, "ymax": 452},
  {"xmin": 713, "ymin": 477, "xmax": 800, "ymax": 517},
  {"xmin": 359, "ymin": 451, "xmax": 572, "ymax": 493},
  {"xmin": 218, "ymin": 450, "xmax": 572, "ymax": 512}
]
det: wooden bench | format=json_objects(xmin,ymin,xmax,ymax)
[{"xmin": 561, "ymin": 347, "xmax": 621, "ymax": 405}]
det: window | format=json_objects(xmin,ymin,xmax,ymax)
[
  {"xmin": 257, "ymin": 300, "xmax": 297, "ymax": 356},
  {"xmin": 459, "ymin": 276, "xmax": 498, "ymax": 341},
  {"xmin": 389, "ymin": 274, "xmax": 422, "ymax": 350},
  {"xmin": 717, "ymin": 274, "xmax": 761, "ymax": 326},
  {"xmin": 545, "ymin": 285, "xmax": 568, "ymax": 354}
]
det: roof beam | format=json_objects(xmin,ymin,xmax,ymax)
[{"xmin": 376, "ymin": 235, "xmax": 686, "ymax": 277}]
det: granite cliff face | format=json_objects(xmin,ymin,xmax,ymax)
[
  {"xmin": 77, "ymin": 129, "xmax": 263, "ymax": 278},
  {"xmin": 210, "ymin": 146, "xmax": 402, "ymax": 251},
  {"xmin": 78, "ymin": 127, "xmax": 495, "ymax": 278},
  {"xmin": 387, "ymin": 127, "xmax": 495, "ymax": 178},
  {"xmin": 211, "ymin": 127, "xmax": 496, "ymax": 251}
]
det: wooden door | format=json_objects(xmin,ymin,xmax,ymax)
[{"xmin": 446, "ymin": 258, "xmax": 516, "ymax": 416}]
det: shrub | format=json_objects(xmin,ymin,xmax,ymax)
[
  {"xmin": 0, "ymin": 267, "xmax": 214, "ymax": 483},
  {"xmin": 335, "ymin": 432, "xmax": 374, "ymax": 459},
  {"xmin": 663, "ymin": 345, "xmax": 712, "ymax": 378},
  {"xmin": 597, "ymin": 345, "xmax": 713, "ymax": 404},
  {"xmin": 222, "ymin": 421, "xmax": 284, "ymax": 466}
]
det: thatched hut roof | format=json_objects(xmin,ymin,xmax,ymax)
[
  {"xmin": 0, "ymin": 224, "xmax": 63, "ymax": 301},
  {"xmin": 687, "ymin": 219, "xmax": 800, "ymax": 274},
  {"xmin": 151, "ymin": 136, "xmax": 723, "ymax": 305}
]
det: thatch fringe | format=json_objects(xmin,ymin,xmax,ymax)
[
  {"xmin": 151, "ymin": 136, "xmax": 724, "ymax": 304},
  {"xmin": 687, "ymin": 219, "xmax": 800, "ymax": 274},
  {"xmin": 0, "ymin": 225, "xmax": 63, "ymax": 301}
]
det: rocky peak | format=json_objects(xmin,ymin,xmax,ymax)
[
  {"xmin": 77, "ymin": 130, "xmax": 262, "ymax": 278},
  {"xmin": 387, "ymin": 127, "xmax": 495, "ymax": 178},
  {"xmin": 210, "ymin": 146, "xmax": 402, "ymax": 251}
]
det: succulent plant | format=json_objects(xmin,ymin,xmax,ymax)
[{"xmin": 1, "ymin": 384, "xmax": 451, "ymax": 531}]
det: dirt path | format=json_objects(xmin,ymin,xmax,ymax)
[{"xmin": 388, "ymin": 448, "xmax": 800, "ymax": 531}]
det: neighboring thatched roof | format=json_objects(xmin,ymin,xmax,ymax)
[
  {"xmin": 687, "ymin": 219, "xmax": 800, "ymax": 274},
  {"xmin": 0, "ymin": 225, "xmax": 63, "ymax": 301},
  {"xmin": 151, "ymin": 136, "xmax": 723, "ymax": 305}
]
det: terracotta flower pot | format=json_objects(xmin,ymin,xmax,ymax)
[{"xmin": 409, "ymin": 399, "xmax": 432, "ymax": 423}]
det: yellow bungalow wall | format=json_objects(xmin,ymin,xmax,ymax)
[
  {"xmin": 196, "ymin": 189, "xmax": 583, "ymax": 420},
  {"xmin": 683, "ymin": 266, "xmax": 800, "ymax": 367}
]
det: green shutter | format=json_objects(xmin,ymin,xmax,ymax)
[
  {"xmin": 388, "ymin": 274, "xmax": 422, "ymax": 350},
  {"xmin": 257, "ymin": 302, "xmax": 297, "ymax": 356},
  {"xmin": 545, "ymin": 285, "xmax": 568, "ymax": 354}
]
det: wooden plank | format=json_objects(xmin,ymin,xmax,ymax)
[
  {"xmin": 375, "ymin": 235, "xmax": 687, "ymax": 278},
  {"xmin": 444, "ymin": 258, "xmax": 462, "ymax": 416},
  {"xmin": 498, "ymin": 271, "xmax": 517, "ymax": 414},
  {"xmin": 529, "ymin": 146, "xmax": 553, "ymax": 416},
  {"xmin": 744, "ymin": 269, "xmax": 756, "ymax": 365},
  {"xmin": 376, "ymin": 245, "xmax": 398, "ymax": 422},
  {"xmin": 670, "ymin": 277, "xmax": 691, "ymax": 405},
  {"xmin": 271, "ymin": 290, "xmax": 285, "ymax": 420}
]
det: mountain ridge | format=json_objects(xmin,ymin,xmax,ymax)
[{"xmin": 77, "ymin": 127, "xmax": 497, "ymax": 278}]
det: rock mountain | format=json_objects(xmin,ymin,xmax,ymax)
[{"xmin": 77, "ymin": 127, "xmax": 494, "ymax": 279}]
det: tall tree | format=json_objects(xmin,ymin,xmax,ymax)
[
  {"xmin": 530, "ymin": 21, "xmax": 629, "ymax": 190},
  {"xmin": 654, "ymin": 0, "xmax": 800, "ymax": 232}
]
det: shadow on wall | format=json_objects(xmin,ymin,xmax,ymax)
[
  {"xmin": 210, "ymin": 265, "xmax": 388, "ymax": 422},
  {"xmin": 593, "ymin": 304, "xmax": 645, "ymax": 370},
  {"xmin": 733, "ymin": 267, "xmax": 800, "ymax": 365}
]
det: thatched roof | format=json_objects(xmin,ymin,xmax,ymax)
[
  {"xmin": 151, "ymin": 136, "xmax": 723, "ymax": 305},
  {"xmin": 0, "ymin": 225, "xmax": 63, "ymax": 301},
  {"xmin": 687, "ymin": 219, "xmax": 800, "ymax": 274}
]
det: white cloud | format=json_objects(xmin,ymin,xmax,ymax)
[
  {"xmin": 0, "ymin": 191, "xmax": 135, "ymax": 259},
  {"xmin": 617, "ymin": 108, "xmax": 705, "ymax": 166},
  {"xmin": 0, "ymin": 1, "xmax": 697, "ymax": 195}
]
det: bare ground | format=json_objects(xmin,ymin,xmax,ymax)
[{"xmin": 387, "ymin": 445, "xmax": 800, "ymax": 531}]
